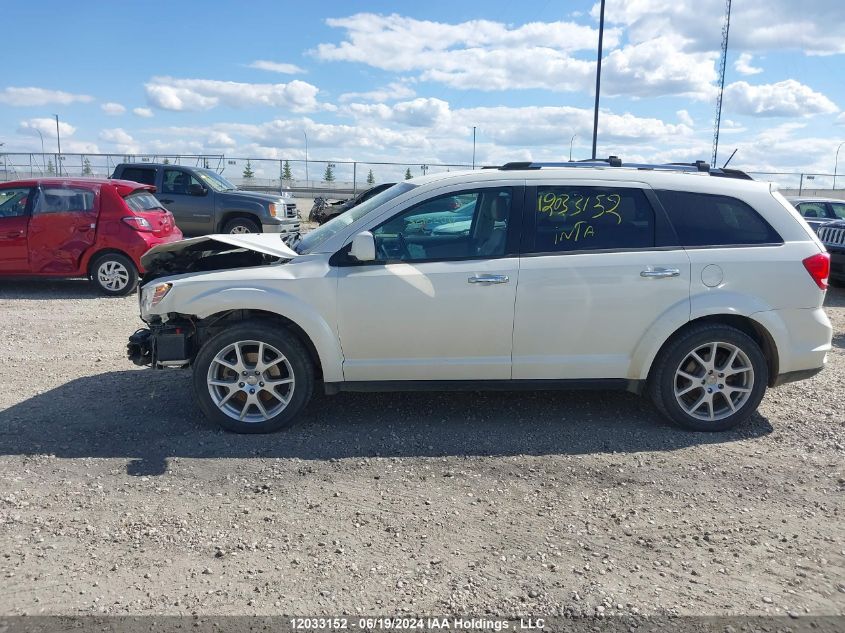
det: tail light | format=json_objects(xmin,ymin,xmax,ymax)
[
  {"xmin": 802, "ymin": 252, "xmax": 830, "ymax": 290},
  {"xmin": 122, "ymin": 216, "xmax": 153, "ymax": 232}
]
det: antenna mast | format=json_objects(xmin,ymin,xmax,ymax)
[{"xmin": 712, "ymin": 0, "xmax": 732, "ymax": 167}]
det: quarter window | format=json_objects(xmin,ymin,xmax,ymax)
[
  {"xmin": 657, "ymin": 191, "xmax": 782, "ymax": 246},
  {"xmin": 371, "ymin": 188, "xmax": 512, "ymax": 261},
  {"xmin": 529, "ymin": 186, "xmax": 655, "ymax": 253},
  {"xmin": 34, "ymin": 187, "xmax": 95, "ymax": 214}
]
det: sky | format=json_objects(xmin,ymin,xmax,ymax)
[{"xmin": 1, "ymin": 0, "xmax": 844, "ymax": 184}]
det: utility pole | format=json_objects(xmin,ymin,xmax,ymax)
[
  {"xmin": 591, "ymin": 0, "xmax": 606, "ymax": 160},
  {"xmin": 472, "ymin": 126, "xmax": 477, "ymax": 169},
  {"xmin": 712, "ymin": 0, "xmax": 732, "ymax": 167},
  {"xmin": 834, "ymin": 141, "xmax": 845, "ymax": 190},
  {"xmin": 302, "ymin": 130, "xmax": 309, "ymax": 190},
  {"xmin": 54, "ymin": 114, "xmax": 63, "ymax": 175}
]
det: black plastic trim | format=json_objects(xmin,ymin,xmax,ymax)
[
  {"xmin": 324, "ymin": 378, "xmax": 643, "ymax": 395},
  {"xmin": 771, "ymin": 367, "xmax": 823, "ymax": 387}
]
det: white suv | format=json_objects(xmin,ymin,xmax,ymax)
[{"xmin": 128, "ymin": 160, "xmax": 833, "ymax": 434}]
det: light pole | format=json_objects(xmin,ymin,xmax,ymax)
[
  {"xmin": 591, "ymin": 0, "xmax": 606, "ymax": 160},
  {"xmin": 54, "ymin": 114, "xmax": 63, "ymax": 175},
  {"xmin": 302, "ymin": 130, "xmax": 309, "ymax": 190},
  {"xmin": 34, "ymin": 129, "xmax": 46, "ymax": 171},
  {"xmin": 569, "ymin": 134, "xmax": 577, "ymax": 162},
  {"xmin": 834, "ymin": 141, "xmax": 845, "ymax": 190},
  {"xmin": 472, "ymin": 126, "xmax": 476, "ymax": 170}
]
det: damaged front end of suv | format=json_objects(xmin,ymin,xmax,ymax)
[{"xmin": 127, "ymin": 234, "xmax": 298, "ymax": 369}]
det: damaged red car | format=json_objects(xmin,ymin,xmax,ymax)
[{"xmin": 0, "ymin": 178, "xmax": 182, "ymax": 295}]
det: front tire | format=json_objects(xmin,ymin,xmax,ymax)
[
  {"xmin": 648, "ymin": 323, "xmax": 768, "ymax": 432},
  {"xmin": 192, "ymin": 322, "xmax": 314, "ymax": 433},
  {"xmin": 222, "ymin": 217, "xmax": 260, "ymax": 234},
  {"xmin": 90, "ymin": 253, "xmax": 139, "ymax": 296}
]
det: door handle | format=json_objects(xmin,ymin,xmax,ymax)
[
  {"xmin": 640, "ymin": 267, "xmax": 680, "ymax": 278},
  {"xmin": 159, "ymin": 199, "xmax": 174, "ymax": 204},
  {"xmin": 3, "ymin": 230, "xmax": 24, "ymax": 238},
  {"xmin": 468, "ymin": 274, "xmax": 509, "ymax": 285}
]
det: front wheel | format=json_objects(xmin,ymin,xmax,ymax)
[
  {"xmin": 222, "ymin": 217, "xmax": 260, "ymax": 234},
  {"xmin": 192, "ymin": 322, "xmax": 314, "ymax": 433},
  {"xmin": 90, "ymin": 253, "xmax": 139, "ymax": 296},
  {"xmin": 648, "ymin": 323, "xmax": 768, "ymax": 432}
]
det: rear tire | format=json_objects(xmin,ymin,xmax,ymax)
[
  {"xmin": 648, "ymin": 323, "xmax": 768, "ymax": 432},
  {"xmin": 222, "ymin": 217, "xmax": 260, "ymax": 234},
  {"xmin": 90, "ymin": 253, "xmax": 138, "ymax": 296},
  {"xmin": 192, "ymin": 322, "xmax": 314, "ymax": 433}
]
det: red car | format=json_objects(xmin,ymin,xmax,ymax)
[{"xmin": 0, "ymin": 178, "xmax": 182, "ymax": 295}]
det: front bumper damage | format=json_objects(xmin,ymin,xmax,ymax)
[{"xmin": 127, "ymin": 323, "xmax": 193, "ymax": 368}]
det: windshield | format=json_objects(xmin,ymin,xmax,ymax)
[
  {"xmin": 196, "ymin": 169, "xmax": 237, "ymax": 192},
  {"xmin": 295, "ymin": 182, "xmax": 417, "ymax": 254}
]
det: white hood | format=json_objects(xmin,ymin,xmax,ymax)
[{"xmin": 141, "ymin": 233, "xmax": 298, "ymax": 270}]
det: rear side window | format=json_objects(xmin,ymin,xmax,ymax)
[
  {"xmin": 656, "ymin": 191, "xmax": 782, "ymax": 247},
  {"xmin": 529, "ymin": 186, "xmax": 655, "ymax": 253},
  {"xmin": 34, "ymin": 187, "xmax": 95, "ymax": 214},
  {"xmin": 119, "ymin": 167, "xmax": 156, "ymax": 186}
]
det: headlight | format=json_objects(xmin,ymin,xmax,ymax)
[
  {"xmin": 268, "ymin": 203, "xmax": 277, "ymax": 217},
  {"xmin": 142, "ymin": 282, "xmax": 172, "ymax": 313}
]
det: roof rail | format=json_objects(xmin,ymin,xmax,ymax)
[{"xmin": 497, "ymin": 157, "xmax": 752, "ymax": 180}]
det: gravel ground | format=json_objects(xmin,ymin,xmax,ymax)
[{"xmin": 0, "ymin": 278, "xmax": 843, "ymax": 618}]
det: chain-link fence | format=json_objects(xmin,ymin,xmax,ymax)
[
  {"xmin": 0, "ymin": 153, "xmax": 473, "ymax": 197},
  {"xmin": 2, "ymin": 153, "xmax": 844, "ymax": 199}
]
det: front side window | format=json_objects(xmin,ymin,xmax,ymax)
[
  {"xmin": 162, "ymin": 169, "xmax": 203, "ymax": 195},
  {"xmin": 796, "ymin": 202, "xmax": 830, "ymax": 219},
  {"xmin": 34, "ymin": 187, "xmax": 95, "ymax": 214},
  {"xmin": 529, "ymin": 186, "xmax": 655, "ymax": 253},
  {"xmin": 657, "ymin": 190, "xmax": 782, "ymax": 246},
  {"xmin": 371, "ymin": 188, "xmax": 512, "ymax": 262},
  {"xmin": 0, "ymin": 188, "xmax": 32, "ymax": 218}
]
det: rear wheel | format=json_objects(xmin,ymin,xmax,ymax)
[
  {"xmin": 649, "ymin": 323, "xmax": 768, "ymax": 431},
  {"xmin": 222, "ymin": 217, "xmax": 260, "ymax": 234},
  {"xmin": 90, "ymin": 253, "xmax": 138, "ymax": 296},
  {"xmin": 192, "ymin": 322, "xmax": 314, "ymax": 433}
]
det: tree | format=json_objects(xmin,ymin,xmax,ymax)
[
  {"xmin": 46, "ymin": 159, "xmax": 55, "ymax": 175},
  {"xmin": 162, "ymin": 158, "xmax": 171, "ymax": 165},
  {"xmin": 82, "ymin": 157, "xmax": 92, "ymax": 176},
  {"xmin": 404, "ymin": 168, "xmax": 412, "ymax": 180},
  {"xmin": 242, "ymin": 159, "xmax": 255, "ymax": 180},
  {"xmin": 323, "ymin": 164, "xmax": 335, "ymax": 182},
  {"xmin": 282, "ymin": 160, "xmax": 292, "ymax": 181},
  {"xmin": 366, "ymin": 169, "xmax": 375, "ymax": 185}
]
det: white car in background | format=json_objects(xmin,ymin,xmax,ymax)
[{"xmin": 127, "ymin": 159, "xmax": 833, "ymax": 434}]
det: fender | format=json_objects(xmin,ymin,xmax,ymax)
[
  {"xmin": 180, "ymin": 284, "xmax": 345, "ymax": 383},
  {"xmin": 628, "ymin": 289, "xmax": 778, "ymax": 381}
]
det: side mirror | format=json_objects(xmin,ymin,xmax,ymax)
[
  {"xmin": 349, "ymin": 231, "xmax": 376, "ymax": 262},
  {"xmin": 189, "ymin": 183, "xmax": 207, "ymax": 196}
]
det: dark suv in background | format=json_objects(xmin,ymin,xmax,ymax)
[{"xmin": 111, "ymin": 163, "xmax": 300, "ymax": 237}]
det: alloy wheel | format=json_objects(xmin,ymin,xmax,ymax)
[
  {"xmin": 207, "ymin": 340, "xmax": 295, "ymax": 423},
  {"xmin": 673, "ymin": 341, "xmax": 754, "ymax": 422}
]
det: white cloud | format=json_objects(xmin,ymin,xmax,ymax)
[
  {"xmin": 724, "ymin": 80, "xmax": 839, "ymax": 117},
  {"xmin": 340, "ymin": 81, "xmax": 416, "ymax": 103},
  {"xmin": 144, "ymin": 76, "xmax": 322, "ymax": 112},
  {"xmin": 18, "ymin": 117, "xmax": 76, "ymax": 138},
  {"xmin": 0, "ymin": 86, "xmax": 93, "ymax": 107},
  {"xmin": 101, "ymin": 102, "xmax": 126, "ymax": 115},
  {"xmin": 248, "ymin": 60, "xmax": 306, "ymax": 74},
  {"xmin": 734, "ymin": 53, "xmax": 763, "ymax": 76},
  {"xmin": 133, "ymin": 107, "xmax": 154, "ymax": 118},
  {"xmin": 836, "ymin": 112, "xmax": 845, "ymax": 126},
  {"xmin": 99, "ymin": 128, "xmax": 134, "ymax": 144},
  {"xmin": 677, "ymin": 109, "xmax": 694, "ymax": 127}
]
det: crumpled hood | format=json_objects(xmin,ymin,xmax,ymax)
[{"xmin": 141, "ymin": 233, "xmax": 298, "ymax": 271}]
